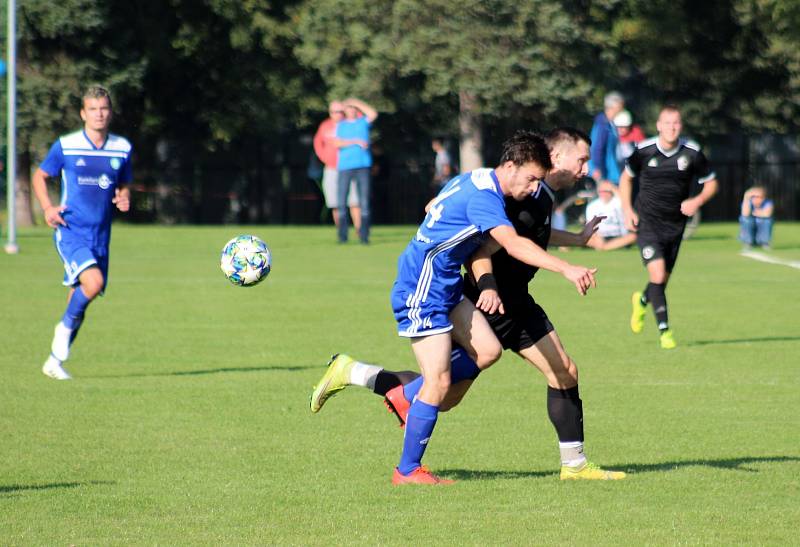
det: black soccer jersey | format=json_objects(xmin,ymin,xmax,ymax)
[
  {"xmin": 463, "ymin": 181, "xmax": 554, "ymax": 313},
  {"xmin": 626, "ymin": 137, "xmax": 715, "ymax": 228}
]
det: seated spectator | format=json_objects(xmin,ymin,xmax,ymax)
[
  {"xmin": 585, "ymin": 181, "xmax": 637, "ymax": 251},
  {"xmin": 739, "ymin": 185, "xmax": 774, "ymax": 250}
]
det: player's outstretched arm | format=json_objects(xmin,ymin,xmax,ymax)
[
  {"xmin": 32, "ymin": 167, "xmax": 67, "ymax": 228},
  {"xmin": 550, "ymin": 215, "xmax": 605, "ymax": 247},
  {"xmin": 619, "ymin": 170, "xmax": 638, "ymax": 232},
  {"xmin": 466, "ymin": 239, "xmax": 504, "ymax": 314},
  {"xmin": 490, "ymin": 225, "xmax": 597, "ymax": 295}
]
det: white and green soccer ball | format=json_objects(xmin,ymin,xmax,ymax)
[{"xmin": 220, "ymin": 235, "xmax": 272, "ymax": 286}]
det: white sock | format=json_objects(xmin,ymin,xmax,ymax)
[
  {"xmin": 44, "ymin": 355, "xmax": 62, "ymax": 368},
  {"xmin": 349, "ymin": 362, "xmax": 382, "ymax": 389},
  {"xmin": 559, "ymin": 441, "xmax": 587, "ymax": 468}
]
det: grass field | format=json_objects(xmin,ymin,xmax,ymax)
[{"xmin": 1, "ymin": 221, "xmax": 799, "ymax": 545}]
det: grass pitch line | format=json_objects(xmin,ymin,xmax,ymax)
[{"xmin": 740, "ymin": 250, "xmax": 800, "ymax": 270}]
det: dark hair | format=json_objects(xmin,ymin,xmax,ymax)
[
  {"xmin": 545, "ymin": 127, "xmax": 591, "ymax": 150},
  {"xmin": 499, "ymin": 130, "xmax": 552, "ymax": 170}
]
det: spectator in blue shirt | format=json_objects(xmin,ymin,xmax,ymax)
[
  {"xmin": 739, "ymin": 185, "xmax": 774, "ymax": 249},
  {"xmin": 588, "ymin": 91, "xmax": 625, "ymax": 185},
  {"xmin": 335, "ymin": 98, "xmax": 378, "ymax": 244}
]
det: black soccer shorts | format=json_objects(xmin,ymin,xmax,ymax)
[
  {"xmin": 483, "ymin": 294, "xmax": 555, "ymax": 353},
  {"xmin": 636, "ymin": 223, "xmax": 684, "ymax": 273}
]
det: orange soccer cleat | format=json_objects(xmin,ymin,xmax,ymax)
[
  {"xmin": 383, "ymin": 384, "xmax": 411, "ymax": 428},
  {"xmin": 392, "ymin": 466, "xmax": 455, "ymax": 485}
]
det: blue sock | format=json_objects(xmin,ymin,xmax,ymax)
[
  {"xmin": 402, "ymin": 346, "xmax": 481, "ymax": 402},
  {"xmin": 69, "ymin": 317, "xmax": 84, "ymax": 345},
  {"xmin": 62, "ymin": 287, "xmax": 92, "ymax": 330},
  {"xmin": 398, "ymin": 399, "xmax": 439, "ymax": 475}
]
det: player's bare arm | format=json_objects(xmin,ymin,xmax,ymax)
[
  {"xmin": 619, "ymin": 170, "xmax": 638, "ymax": 232},
  {"xmin": 32, "ymin": 167, "xmax": 67, "ymax": 227},
  {"xmin": 680, "ymin": 178, "xmax": 718, "ymax": 217},
  {"xmin": 549, "ymin": 215, "xmax": 605, "ymax": 247},
  {"xmin": 489, "ymin": 224, "xmax": 597, "ymax": 295},
  {"xmin": 465, "ymin": 239, "xmax": 504, "ymax": 315}
]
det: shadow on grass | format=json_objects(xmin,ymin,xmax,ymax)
[
  {"xmin": 0, "ymin": 480, "xmax": 114, "ymax": 495},
  {"xmin": 687, "ymin": 335, "xmax": 800, "ymax": 346},
  {"xmin": 618, "ymin": 455, "xmax": 800, "ymax": 474},
  {"xmin": 85, "ymin": 365, "xmax": 318, "ymax": 378},
  {"xmin": 442, "ymin": 455, "xmax": 799, "ymax": 481}
]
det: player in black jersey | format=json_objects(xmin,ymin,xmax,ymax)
[
  {"xmin": 619, "ymin": 105, "xmax": 718, "ymax": 349},
  {"xmin": 312, "ymin": 128, "xmax": 625, "ymax": 480}
]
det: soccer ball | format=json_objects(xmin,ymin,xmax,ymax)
[{"xmin": 220, "ymin": 235, "xmax": 272, "ymax": 286}]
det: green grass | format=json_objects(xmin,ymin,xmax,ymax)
[{"xmin": 1, "ymin": 222, "xmax": 799, "ymax": 545}]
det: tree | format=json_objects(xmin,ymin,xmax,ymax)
[
  {"xmin": 292, "ymin": 0, "xmax": 620, "ymax": 169},
  {"xmin": 0, "ymin": 0, "xmax": 145, "ymax": 226}
]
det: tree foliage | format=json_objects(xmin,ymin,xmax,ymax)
[{"xmin": 2, "ymin": 0, "xmax": 799, "ymax": 223}]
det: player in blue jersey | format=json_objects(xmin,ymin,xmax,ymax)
[
  {"xmin": 32, "ymin": 85, "xmax": 133, "ymax": 380},
  {"xmin": 311, "ymin": 131, "xmax": 600, "ymax": 485},
  {"xmin": 312, "ymin": 129, "xmax": 625, "ymax": 481}
]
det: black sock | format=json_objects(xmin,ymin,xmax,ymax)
[
  {"xmin": 372, "ymin": 370, "xmax": 420, "ymax": 396},
  {"xmin": 647, "ymin": 282, "xmax": 669, "ymax": 331},
  {"xmin": 547, "ymin": 385, "xmax": 584, "ymax": 442},
  {"xmin": 641, "ymin": 283, "xmax": 652, "ymax": 305}
]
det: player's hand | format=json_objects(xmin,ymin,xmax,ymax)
[
  {"xmin": 475, "ymin": 289, "xmax": 505, "ymax": 315},
  {"xmin": 562, "ymin": 264, "xmax": 598, "ymax": 296},
  {"xmin": 624, "ymin": 210, "xmax": 639, "ymax": 232},
  {"xmin": 579, "ymin": 216, "xmax": 605, "ymax": 245},
  {"xmin": 680, "ymin": 197, "xmax": 699, "ymax": 217},
  {"xmin": 44, "ymin": 205, "xmax": 67, "ymax": 228},
  {"xmin": 113, "ymin": 188, "xmax": 130, "ymax": 212}
]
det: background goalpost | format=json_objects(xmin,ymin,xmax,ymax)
[{"xmin": 4, "ymin": 0, "xmax": 17, "ymax": 254}]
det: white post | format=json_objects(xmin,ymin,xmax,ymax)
[{"xmin": 4, "ymin": 0, "xmax": 18, "ymax": 254}]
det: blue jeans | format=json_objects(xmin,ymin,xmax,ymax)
[
  {"xmin": 739, "ymin": 215, "xmax": 773, "ymax": 247},
  {"xmin": 337, "ymin": 167, "xmax": 370, "ymax": 243}
]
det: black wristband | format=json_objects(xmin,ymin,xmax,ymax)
[{"xmin": 477, "ymin": 273, "xmax": 498, "ymax": 292}]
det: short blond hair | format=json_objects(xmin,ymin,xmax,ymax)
[{"xmin": 83, "ymin": 85, "xmax": 112, "ymax": 108}]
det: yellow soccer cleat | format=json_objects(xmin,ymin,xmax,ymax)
[
  {"xmin": 560, "ymin": 461, "xmax": 626, "ymax": 481},
  {"xmin": 660, "ymin": 330, "xmax": 677, "ymax": 350},
  {"xmin": 630, "ymin": 292, "xmax": 647, "ymax": 333},
  {"xmin": 310, "ymin": 354, "xmax": 355, "ymax": 413}
]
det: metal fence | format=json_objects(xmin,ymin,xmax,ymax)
[{"xmin": 121, "ymin": 133, "xmax": 800, "ymax": 225}]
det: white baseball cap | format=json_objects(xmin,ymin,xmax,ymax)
[{"xmin": 614, "ymin": 110, "xmax": 632, "ymax": 127}]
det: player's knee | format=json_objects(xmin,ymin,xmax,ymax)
[
  {"xmin": 476, "ymin": 341, "xmax": 502, "ymax": 370},
  {"xmin": 549, "ymin": 356, "xmax": 578, "ymax": 388},
  {"xmin": 80, "ymin": 275, "xmax": 104, "ymax": 298},
  {"xmin": 426, "ymin": 374, "xmax": 452, "ymax": 400}
]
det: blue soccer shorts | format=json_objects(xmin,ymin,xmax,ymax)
[
  {"xmin": 392, "ymin": 288, "xmax": 462, "ymax": 338},
  {"xmin": 54, "ymin": 229, "xmax": 109, "ymax": 291}
]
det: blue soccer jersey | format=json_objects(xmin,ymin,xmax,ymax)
[
  {"xmin": 391, "ymin": 168, "xmax": 512, "ymax": 337},
  {"xmin": 40, "ymin": 130, "xmax": 133, "ymax": 287}
]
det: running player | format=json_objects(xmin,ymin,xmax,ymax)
[
  {"xmin": 312, "ymin": 131, "xmax": 600, "ymax": 485},
  {"xmin": 32, "ymin": 85, "xmax": 133, "ymax": 379},
  {"xmin": 619, "ymin": 105, "xmax": 718, "ymax": 349},
  {"xmin": 311, "ymin": 128, "xmax": 625, "ymax": 481}
]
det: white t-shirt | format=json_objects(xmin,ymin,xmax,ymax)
[{"xmin": 586, "ymin": 195, "xmax": 628, "ymax": 238}]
